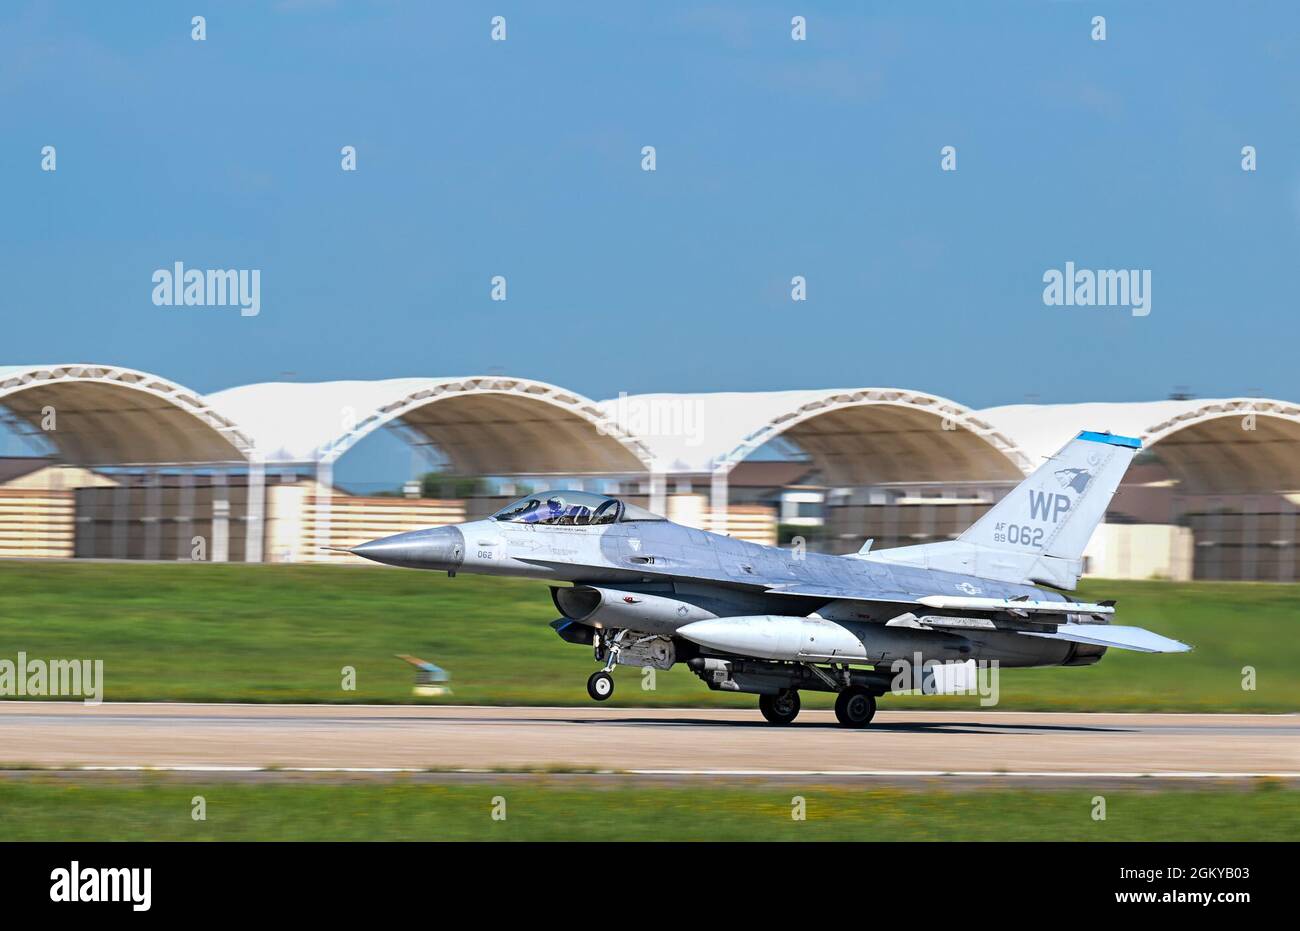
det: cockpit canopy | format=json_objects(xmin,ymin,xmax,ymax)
[{"xmin": 489, "ymin": 491, "xmax": 664, "ymax": 526}]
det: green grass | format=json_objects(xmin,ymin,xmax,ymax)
[
  {"xmin": 0, "ymin": 779, "xmax": 1295, "ymax": 841},
  {"xmin": 0, "ymin": 562, "xmax": 1296, "ymax": 711}
]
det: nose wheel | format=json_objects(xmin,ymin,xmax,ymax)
[{"xmin": 587, "ymin": 670, "xmax": 614, "ymax": 701}]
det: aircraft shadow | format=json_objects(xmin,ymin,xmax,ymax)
[
  {"xmin": 336, "ymin": 714, "xmax": 1131, "ymax": 735},
  {"xmin": 561, "ymin": 717, "xmax": 1131, "ymax": 735}
]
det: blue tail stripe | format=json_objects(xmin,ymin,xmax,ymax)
[{"xmin": 1077, "ymin": 430, "xmax": 1141, "ymax": 448}]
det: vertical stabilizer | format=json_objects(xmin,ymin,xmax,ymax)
[
  {"xmin": 959, "ymin": 430, "xmax": 1140, "ymax": 562},
  {"xmin": 866, "ymin": 431, "xmax": 1140, "ymax": 589}
]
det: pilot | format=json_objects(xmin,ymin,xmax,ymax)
[{"xmin": 542, "ymin": 496, "xmax": 566, "ymax": 523}]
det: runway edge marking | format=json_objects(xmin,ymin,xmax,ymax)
[{"xmin": 48, "ymin": 765, "xmax": 1300, "ymax": 779}]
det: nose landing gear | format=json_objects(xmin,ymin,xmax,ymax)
[
  {"xmin": 587, "ymin": 670, "xmax": 614, "ymax": 701},
  {"xmin": 586, "ymin": 629, "xmax": 629, "ymax": 702}
]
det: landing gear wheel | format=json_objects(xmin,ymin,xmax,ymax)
[
  {"xmin": 759, "ymin": 690, "xmax": 801, "ymax": 725},
  {"xmin": 587, "ymin": 670, "xmax": 614, "ymax": 701},
  {"xmin": 834, "ymin": 687, "xmax": 877, "ymax": 728}
]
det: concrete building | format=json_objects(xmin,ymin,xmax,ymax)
[{"xmin": 0, "ymin": 457, "xmax": 116, "ymax": 558}]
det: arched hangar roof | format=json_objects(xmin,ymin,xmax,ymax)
[
  {"xmin": 205, "ymin": 376, "xmax": 654, "ymax": 473},
  {"xmin": 599, "ymin": 388, "xmax": 1032, "ymax": 484},
  {"xmin": 978, "ymin": 398, "xmax": 1300, "ymax": 494},
  {"xmin": 8, "ymin": 362, "xmax": 1297, "ymax": 495},
  {"xmin": 0, "ymin": 364, "xmax": 252, "ymax": 465}
]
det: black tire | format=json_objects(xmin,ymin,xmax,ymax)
[
  {"xmin": 587, "ymin": 670, "xmax": 614, "ymax": 701},
  {"xmin": 834, "ymin": 688, "xmax": 877, "ymax": 728},
  {"xmin": 759, "ymin": 690, "xmax": 801, "ymax": 725}
]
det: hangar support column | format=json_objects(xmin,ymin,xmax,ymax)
[
  {"xmin": 178, "ymin": 470, "xmax": 195, "ymax": 560},
  {"xmin": 649, "ymin": 470, "xmax": 666, "ymax": 517},
  {"xmin": 111, "ymin": 479, "xmax": 128, "ymax": 559},
  {"xmin": 316, "ymin": 460, "xmax": 333, "ymax": 559},
  {"xmin": 710, "ymin": 467, "xmax": 729, "ymax": 535},
  {"xmin": 144, "ymin": 469, "xmax": 162, "ymax": 561},
  {"xmin": 246, "ymin": 454, "xmax": 265, "ymax": 563},
  {"xmin": 211, "ymin": 470, "xmax": 229, "ymax": 563}
]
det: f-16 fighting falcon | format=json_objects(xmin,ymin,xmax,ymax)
[{"xmin": 349, "ymin": 430, "xmax": 1190, "ymax": 727}]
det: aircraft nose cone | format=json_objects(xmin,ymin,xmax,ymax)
[{"xmin": 350, "ymin": 525, "xmax": 465, "ymax": 571}]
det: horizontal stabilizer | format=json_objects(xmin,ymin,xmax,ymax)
[{"xmin": 1018, "ymin": 624, "xmax": 1191, "ymax": 654}]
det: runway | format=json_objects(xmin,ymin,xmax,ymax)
[{"xmin": 0, "ymin": 702, "xmax": 1297, "ymax": 780}]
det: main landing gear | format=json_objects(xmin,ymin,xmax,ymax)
[
  {"xmin": 834, "ymin": 687, "xmax": 877, "ymax": 728},
  {"xmin": 753, "ymin": 686, "xmax": 878, "ymax": 727},
  {"xmin": 758, "ymin": 689, "xmax": 801, "ymax": 724}
]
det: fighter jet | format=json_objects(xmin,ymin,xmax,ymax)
[{"xmin": 350, "ymin": 430, "xmax": 1189, "ymax": 727}]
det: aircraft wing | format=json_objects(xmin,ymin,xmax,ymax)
[
  {"xmin": 763, "ymin": 583, "xmax": 918, "ymax": 604},
  {"xmin": 767, "ymin": 584, "xmax": 1189, "ymax": 652},
  {"xmin": 1017, "ymin": 624, "xmax": 1191, "ymax": 653},
  {"xmin": 765, "ymin": 584, "xmax": 1117, "ymax": 616}
]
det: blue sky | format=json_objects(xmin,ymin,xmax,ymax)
[{"xmin": 3, "ymin": 1, "xmax": 1299, "ymax": 486}]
